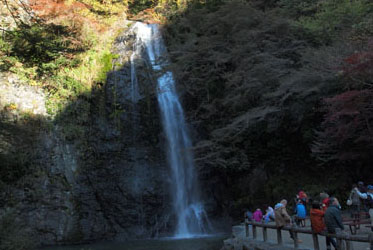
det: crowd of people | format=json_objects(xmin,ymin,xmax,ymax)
[{"xmin": 244, "ymin": 182, "xmax": 373, "ymax": 250}]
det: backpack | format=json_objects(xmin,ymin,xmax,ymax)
[
  {"xmin": 296, "ymin": 203, "xmax": 307, "ymax": 219},
  {"xmin": 351, "ymin": 190, "xmax": 360, "ymax": 205},
  {"xmin": 367, "ymin": 194, "xmax": 373, "ymax": 208}
]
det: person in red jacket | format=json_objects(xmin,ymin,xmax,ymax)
[
  {"xmin": 298, "ymin": 190, "xmax": 308, "ymax": 204},
  {"xmin": 310, "ymin": 201, "xmax": 337, "ymax": 250}
]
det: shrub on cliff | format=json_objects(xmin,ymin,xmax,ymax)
[
  {"xmin": 278, "ymin": 0, "xmax": 318, "ymax": 19},
  {"xmin": 294, "ymin": 0, "xmax": 373, "ymax": 44},
  {"xmin": 0, "ymin": 0, "xmax": 125, "ymax": 120}
]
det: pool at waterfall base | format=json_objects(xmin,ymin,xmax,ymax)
[{"xmin": 41, "ymin": 234, "xmax": 228, "ymax": 250}]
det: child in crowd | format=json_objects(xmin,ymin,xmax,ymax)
[
  {"xmin": 263, "ymin": 206, "xmax": 275, "ymax": 223},
  {"xmin": 295, "ymin": 199, "xmax": 307, "ymax": 226},
  {"xmin": 252, "ymin": 208, "xmax": 263, "ymax": 222}
]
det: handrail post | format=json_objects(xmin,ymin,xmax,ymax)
[
  {"xmin": 312, "ymin": 233, "xmax": 320, "ymax": 250},
  {"xmin": 292, "ymin": 225, "xmax": 299, "ymax": 249},
  {"xmin": 369, "ymin": 232, "xmax": 373, "ymax": 250},
  {"xmin": 245, "ymin": 221, "xmax": 249, "ymax": 238},
  {"xmin": 263, "ymin": 227, "xmax": 268, "ymax": 242},
  {"xmin": 335, "ymin": 228, "xmax": 343, "ymax": 250},
  {"xmin": 277, "ymin": 227, "xmax": 283, "ymax": 245},
  {"xmin": 253, "ymin": 224, "xmax": 257, "ymax": 240},
  {"xmin": 345, "ymin": 239, "xmax": 351, "ymax": 250}
]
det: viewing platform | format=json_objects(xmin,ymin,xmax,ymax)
[{"xmin": 222, "ymin": 219, "xmax": 373, "ymax": 250}]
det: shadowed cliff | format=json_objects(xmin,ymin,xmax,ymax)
[{"xmin": 0, "ymin": 25, "xmax": 173, "ymax": 247}]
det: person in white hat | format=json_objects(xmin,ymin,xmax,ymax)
[{"xmin": 355, "ymin": 185, "xmax": 373, "ymax": 231}]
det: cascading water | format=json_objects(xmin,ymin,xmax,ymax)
[
  {"xmin": 129, "ymin": 22, "xmax": 211, "ymax": 238},
  {"xmin": 130, "ymin": 35, "xmax": 141, "ymax": 104},
  {"xmin": 128, "ymin": 26, "xmax": 145, "ymax": 232}
]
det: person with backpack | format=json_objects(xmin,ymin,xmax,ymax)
[
  {"xmin": 295, "ymin": 199, "xmax": 307, "ymax": 226},
  {"xmin": 358, "ymin": 181, "xmax": 369, "ymax": 211},
  {"xmin": 354, "ymin": 185, "xmax": 373, "ymax": 231},
  {"xmin": 325, "ymin": 197, "xmax": 344, "ymax": 250},
  {"xmin": 310, "ymin": 201, "xmax": 337, "ymax": 250},
  {"xmin": 348, "ymin": 184, "xmax": 362, "ymax": 224}
]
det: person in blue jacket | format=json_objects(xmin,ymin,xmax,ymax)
[{"xmin": 295, "ymin": 199, "xmax": 307, "ymax": 226}]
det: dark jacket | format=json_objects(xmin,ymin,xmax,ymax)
[{"xmin": 324, "ymin": 205, "xmax": 344, "ymax": 233}]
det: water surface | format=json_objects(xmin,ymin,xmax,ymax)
[{"xmin": 41, "ymin": 235, "xmax": 227, "ymax": 250}]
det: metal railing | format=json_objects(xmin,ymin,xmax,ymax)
[{"xmin": 245, "ymin": 220, "xmax": 373, "ymax": 250}]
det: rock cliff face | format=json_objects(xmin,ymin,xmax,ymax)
[
  {"xmin": 0, "ymin": 23, "xmax": 174, "ymax": 246},
  {"xmin": 0, "ymin": 72, "xmax": 78, "ymax": 244},
  {"xmin": 73, "ymin": 25, "xmax": 172, "ymax": 241}
]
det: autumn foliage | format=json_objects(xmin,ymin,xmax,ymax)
[
  {"xmin": 313, "ymin": 90, "xmax": 373, "ymax": 162},
  {"xmin": 342, "ymin": 40, "xmax": 373, "ymax": 88},
  {"xmin": 28, "ymin": 0, "xmax": 91, "ymax": 18},
  {"xmin": 313, "ymin": 41, "xmax": 373, "ymax": 165}
]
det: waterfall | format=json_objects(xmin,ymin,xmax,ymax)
[
  {"xmin": 130, "ymin": 35, "xmax": 141, "ymax": 104},
  {"xmin": 129, "ymin": 22, "xmax": 211, "ymax": 238}
]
